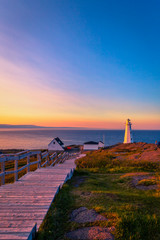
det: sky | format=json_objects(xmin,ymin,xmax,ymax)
[{"xmin": 0, "ymin": 0, "xmax": 160, "ymax": 129}]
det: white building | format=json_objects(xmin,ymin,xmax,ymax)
[
  {"xmin": 123, "ymin": 119, "xmax": 133, "ymax": 143},
  {"xmin": 98, "ymin": 141, "xmax": 104, "ymax": 148},
  {"xmin": 83, "ymin": 141, "xmax": 104, "ymax": 150},
  {"xmin": 48, "ymin": 137, "xmax": 65, "ymax": 151}
]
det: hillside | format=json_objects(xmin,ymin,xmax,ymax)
[{"xmin": 37, "ymin": 142, "xmax": 160, "ymax": 240}]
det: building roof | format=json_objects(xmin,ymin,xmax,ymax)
[
  {"xmin": 84, "ymin": 141, "xmax": 98, "ymax": 145},
  {"xmin": 99, "ymin": 141, "xmax": 104, "ymax": 144},
  {"xmin": 55, "ymin": 137, "xmax": 64, "ymax": 146}
]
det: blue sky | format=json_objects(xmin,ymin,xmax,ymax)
[{"xmin": 0, "ymin": 0, "xmax": 160, "ymax": 129}]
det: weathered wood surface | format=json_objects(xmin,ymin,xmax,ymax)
[
  {"xmin": 0, "ymin": 155, "xmax": 83, "ymax": 240},
  {"xmin": 0, "ymin": 150, "xmax": 72, "ymax": 185}
]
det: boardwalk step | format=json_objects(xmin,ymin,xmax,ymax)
[{"xmin": 0, "ymin": 156, "xmax": 82, "ymax": 240}]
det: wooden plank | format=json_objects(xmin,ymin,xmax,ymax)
[
  {"xmin": 50, "ymin": 152, "xmax": 57, "ymax": 160},
  {"xmin": 0, "ymin": 234, "xmax": 28, "ymax": 240},
  {"xmin": 27, "ymin": 155, "xmax": 30, "ymax": 173},
  {"xmin": 0, "ymin": 221, "xmax": 39, "ymax": 228},
  {"xmin": 16, "ymin": 150, "xmax": 29, "ymax": 156},
  {"xmin": 5, "ymin": 169, "xmax": 16, "ymax": 175},
  {"xmin": 0, "ymin": 214, "xmax": 45, "ymax": 218},
  {"xmin": 0, "ymin": 228, "xmax": 35, "ymax": 233},
  {"xmin": 0, "ymin": 172, "xmax": 4, "ymax": 177},
  {"xmin": 0, "ymin": 209, "xmax": 47, "ymax": 213},
  {"xmin": 0, "ymin": 159, "xmax": 5, "ymax": 185},
  {"xmin": 41, "ymin": 151, "xmax": 48, "ymax": 159},
  {"xmin": 41, "ymin": 161, "xmax": 47, "ymax": 167},
  {"xmin": 29, "ymin": 160, "xmax": 39, "ymax": 166},
  {"xmin": 19, "ymin": 153, "xmax": 30, "ymax": 160},
  {"xmin": 0, "ymin": 154, "xmax": 82, "ymax": 240},
  {"xmin": 37, "ymin": 153, "xmax": 41, "ymax": 168},
  {"xmin": 17, "ymin": 164, "xmax": 28, "ymax": 173},
  {"xmin": 29, "ymin": 151, "xmax": 41, "ymax": 155},
  {"xmin": 14, "ymin": 157, "xmax": 18, "ymax": 182}
]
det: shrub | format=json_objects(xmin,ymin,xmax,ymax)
[
  {"xmin": 75, "ymin": 152, "xmax": 113, "ymax": 169},
  {"xmin": 76, "ymin": 150, "xmax": 160, "ymax": 172}
]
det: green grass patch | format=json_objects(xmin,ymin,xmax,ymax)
[
  {"xmin": 116, "ymin": 213, "xmax": 160, "ymax": 240},
  {"xmin": 37, "ymin": 183, "xmax": 76, "ymax": 240},
  {"xmin": 35, "ymin": 146, "xmax": 160, "ymax": 239},
  {"xmin": 36, "ymin": 170, "xmax": 160, "ymax": 240}
]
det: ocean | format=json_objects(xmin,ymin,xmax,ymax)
[{"xmin": 0, "ymin": 128, "xmax": 159, "ymax": 150}]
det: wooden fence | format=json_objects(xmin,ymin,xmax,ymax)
[{"xmin": 0, "ymin": 150, "xmax": 77, "ymax": 185}]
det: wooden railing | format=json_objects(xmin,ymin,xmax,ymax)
[{"xmin": 0, "ymin": 150, "xmax": 76, "ymax": 185}]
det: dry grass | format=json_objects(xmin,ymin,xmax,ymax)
[
  {"xmin": 137, "ymin": 178, "xmax": 158, "ymax": 186},
  {"xmin": 76, "ymin": 143, "xmax": 160, "ymax": 173},
  {"xmin": 120, "ymin": 172, "xmax": 151, "ymax": 179}
]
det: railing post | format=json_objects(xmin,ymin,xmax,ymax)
[
  {"xmin": 37, "ymin": 153, "xmax": 41, "ymax": 168},
  {"xmin": 27, "ymin": 155, "xmax": 30, "ymax": 173},
  {"xmin": 14, "ymin": 156, "xmax": 18, "ymax": 182},
  {"xmin": 1, "ymin": 158, "xmax": 5, "ymax": 185},
  {"xmin": 47, "ymin": 152, "xmax": 50, "ymax": 166},
  {"xmin": 54, "ymin": 153, "xmax": 58, "ymax": 163}
]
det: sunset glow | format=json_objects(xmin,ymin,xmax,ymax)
[{"xmin": 0, "ymin": 1, "xmax": 160, "ymax": 129}]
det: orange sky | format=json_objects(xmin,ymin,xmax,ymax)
[
  {"xmin": 0, "ymin": 1, "xmax": 160, "ymax": 130},
  {"xmin": 0, "ymin": 57, "xmax": 159, "ymax": 130},
  {"xmin": 0, "ymin": 47, "xmax": 159, "ymax": 130}
]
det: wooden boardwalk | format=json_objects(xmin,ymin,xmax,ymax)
[{"xmin": 0, "ymin": 156, "xmax": 81, "ymax": 240}]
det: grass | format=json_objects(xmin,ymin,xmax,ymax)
[
  {"xmin": 36, "ymin": 145, "xmax": 160, "ymax": 240},
  {"xmin": 137, "ymin": 178, "xmax": 158, "ymax": 186},
  {"xmin": 37, "ymin": 183, "xmax": 75, "ymax": 240},
  {"xmin": 2, "ymin": 144, "xmax": 160, "ymax": 239},
  {"xmin": 37, "ymin": 170, "xmax": 160, "ymax": 240},
  {"xmin": 75, "ymin": 148, "xmax": 160, "ymax": 173}
]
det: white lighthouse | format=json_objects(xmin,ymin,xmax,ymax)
[{"xmin": 123, "ymin": 119, "xmax": 133, "ymax": 143}]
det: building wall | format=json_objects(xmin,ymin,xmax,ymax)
[
  {"xmin": 98, "ymin": 142, "xmax": 104, "ymax": 148},
  {"xmin": 83, "ymin": 144, "xmax": 98, "ymax": 150},
  {"xmin": 48, "ymin": 140, "xmax": 64, "ymax": 151}
]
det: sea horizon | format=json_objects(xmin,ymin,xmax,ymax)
[
  {"xmin": 0, "ymin": 127, "xmax": 160, "ymax": 131},
  {"xmin": 0, "ymin": 128, "xmax": 159, "ymax": 150}
]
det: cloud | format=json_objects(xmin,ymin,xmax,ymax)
[{"xmin": 0, "ymin": 26, "xmax": 159, "ymax": 129}]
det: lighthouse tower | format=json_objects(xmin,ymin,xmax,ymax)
[{"xmin": 123, "ymin": 119, "xmax": 133, "ymax": 143}]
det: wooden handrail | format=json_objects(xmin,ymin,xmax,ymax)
[{"xmin": 0, "ymin": 150, "xmax": 70, "ymax": 186}]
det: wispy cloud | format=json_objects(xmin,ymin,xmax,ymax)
[{"xmin": 0, "ymin": 22, "xmax": 159, "ymax": 129}]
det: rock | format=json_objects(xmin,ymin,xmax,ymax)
[
  {"xmin": 132, "ymin": 175, "xmax": 158, "ymax": 190},
  {"xmin": 66, "ymin": 226, "xmax": 114, "ymax": 240},
  {"xmin": 70, "ymin": 207, "xmax": 107, "ymax": 223}
]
